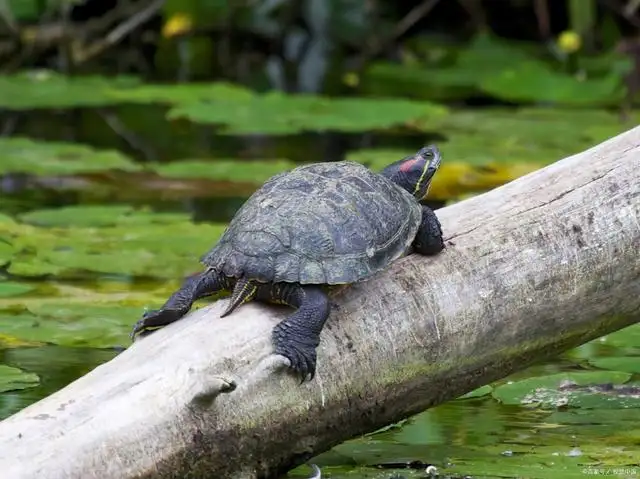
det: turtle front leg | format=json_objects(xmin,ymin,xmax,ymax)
[
  {"xmin": 413, "ymin": 205, "xmax": 445, "ymax": 255},
  {"xmin": 258, "ymin": 283, "xmax": 330, "ymax": 382},
  {"xmin": 131, "ymin": 269, "xmax": 229, "ymax": 340}
]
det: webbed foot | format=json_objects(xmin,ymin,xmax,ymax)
[
  {"xmin": 267, "ymin": 285, "xmax": 330, "ymax": 383},
  {"xmin": 273, "ymin": 322, "xmax": 319, "ymax": 382}
]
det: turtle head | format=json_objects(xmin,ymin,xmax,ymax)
[{"xmin": 380, "ymin": 145, "xmax": 442, "ymax": 200}]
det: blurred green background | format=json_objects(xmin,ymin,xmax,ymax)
[{"xmin": 0, "ymin": 1, "xmax": 639, "ymax": 478}]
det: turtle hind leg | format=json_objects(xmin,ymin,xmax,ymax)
[
  {"xmin": 413, "ymin": 205, "xmax": 445, "ymax": 255},
  {"xmin": 131, "ymin": 269, "xmax": 228, "ymax": 340},
  {"xmin": 260, "ymin": 283, "xmax": 330, "ymax": 382},
  {"xmin": 220, "ymin": 277, "xmax": 258, "ymax": 317}
]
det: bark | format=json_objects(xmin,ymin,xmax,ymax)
[{"xmin": 0, "ymin": 126, "xmax": 639, "ymax": 479}]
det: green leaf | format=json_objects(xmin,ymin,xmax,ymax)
[
  {"xmin": 0, "ymin": 304, "xmax": 138, "ymax": 348},
  {"xmin": 0, "ymin": 364, "xmax": 40, "ymax": 393},
  {"xmin": 441, "ymin": 443, "xmax": 637, "ymax": 479},
  {"xmin": 106, "ymin": 82, "xmax": 254, "ymax": 104},
  {"xmin": 0, "ymin": 137, "xmax": 142, "ymax": 176},
  {"xmin": 548, "ymin": 407, "xmax": 634, "ymax": 425},
  {"xmin": 0, "ymin": 280, "xmax": 224, "ymax": 348},
  {"xmin": 599, "ymin": 323, "xmax": 640, "ymax": 349},
  {"xmin": 366, "ymin": 33, "xmax": 628, "ymax": 107},
  {"xmin": 492, "ymin": 371, "xmax": 632, "ymax": 408},
  {"xmin": 362, "ymin": 62, "xmax": 474, "ymax": 102},
  {"xmin": 152, "ymin": 158, "xmax": 297, "ymax": 183},
  {"xmin": 433, "ymin": 107, "xmax": 633, "ymax": 155},
  {"xmin": 0, "ymin": 241, "xmax": 14, "ymax": 266},
  {"xmin": 365, "ymin": 34, "xmax": 536, "ymax": 100},
  {"xmin": 458, "ymin": 384, "xmax": 493, "ymax": 399},
  {"xmin": 6, "ymin": 259, "xmax": 64, "ymax": 278},
  {"xmin": 19, "ymin": 205, "xmax": 191, "ymax": 228},
  {"xmin": 0, "ymin": 71, "xmax": 141, "ymax": 110},
  {"xmin": 167, "ymin": 92, "xmax": 447, "ymax": 134},
  {"xmin": 38, "ymin": 248, "xmax": 195, "ymax": 278},
  {"xmin": 457, "ymin": 34, "xmax": 627, "ymax": 106},
  {"xmin": 3, "ymin": 219, "xmax": 226, "ymax": 279},
  {"xmin": 0, "ymin": 291, "xmax": 158, "ymax": 348},
  {"xmin": 455, "ymin": 33, "xmax": 537, "ymax": 77},
  {"xmin": 589, "ymin": 357, "xmax": 640, "ymax": 374},
  {"xmin": 20, "ymin": 205, "xmax": 134, "ymax": 228},
  {"xmin": 0, "ymin": 282, "xmax": 35, "ymax": 297},
  {"xmin": 479, "ymin": 61, "xmax": 624, "ymax": 106}
]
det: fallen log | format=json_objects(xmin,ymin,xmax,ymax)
[{"xmin": 0, "ymin": 126, "xmax": 639, "ymax": 479}]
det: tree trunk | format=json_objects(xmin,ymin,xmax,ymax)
[{"xmin": 0, "ymin": 127, "xmax": 639, "ymax": 479}]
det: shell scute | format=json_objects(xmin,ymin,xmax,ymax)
[{"xmin": 203, "ymin": 161, "xmax": 421, "ymax": 285}]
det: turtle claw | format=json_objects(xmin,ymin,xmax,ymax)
[
  {"xmin": 130, "ymin": 308, "xmax": 185, "ymax": 341},
  {"xmin": 130, "ymin": 319, "xmax": 146, "ymax": 340},
  {"xmin": 274, "ymin": 341, "xmax": 317, "ymax": 383}
]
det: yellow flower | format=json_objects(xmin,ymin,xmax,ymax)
[
  {"xmin": 558, "ymin": 30, "xmax": 582, "ymax": 54},
  {"xmin": 342, "ymin": 72, "xmax": 360, "ymax": 87},
  {"xmin": 162, "ymin": 13, "xmax": 193, "ymax": 39}
]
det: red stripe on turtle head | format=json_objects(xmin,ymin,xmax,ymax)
[{"xmin": 399, "ymin": 157, "xmax": 419, "ymax": 173}]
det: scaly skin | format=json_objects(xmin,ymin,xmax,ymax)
[{"xmin": 132, "ymin": 275, "xmax": 330, "ymax": 382}]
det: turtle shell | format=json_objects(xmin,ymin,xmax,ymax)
[{"xmin": 202, "ymin": 161, "xmax": 422, "ymax": 284}]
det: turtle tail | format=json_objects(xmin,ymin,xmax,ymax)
[{"xmin": 220, "ymin": 277, "xmax": 258, "ymax": 317}]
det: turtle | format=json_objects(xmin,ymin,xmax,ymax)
[{"xmin": 131, "ymin": 145, "xmax": 445, "ymax": 382}]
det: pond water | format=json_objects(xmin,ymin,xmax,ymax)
[{"xmin": 0, "ymin": 101, "xmax": 639, "ymax": 479}]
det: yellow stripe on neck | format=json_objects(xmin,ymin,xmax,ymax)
[{"xmin": 412, "ymin": 165, "xmax": 430, "ymax": 197}]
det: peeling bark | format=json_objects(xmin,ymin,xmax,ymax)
[{"xmin": 0, "ymin": 127, "xmax": 639, "ymax": 479}]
